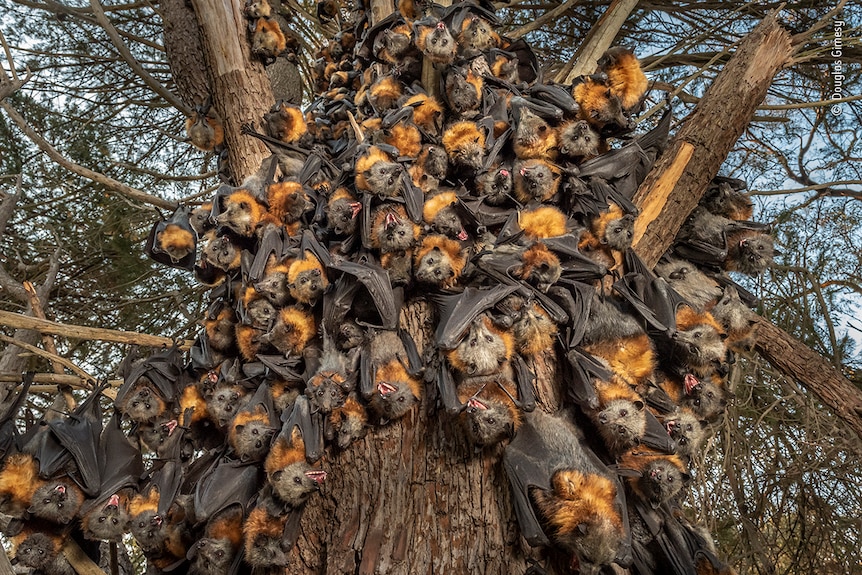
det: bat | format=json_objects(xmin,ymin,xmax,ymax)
[
  {"xmin": 503, "ymin": 408, "xmax": 629, "ymax": 572},
  {"xmin": 360, "ymin": 328, "xmax": 423, "ymax": 422},
  {"xmin": 146, "ymin": 206, "xmax": 198, "ymax": 271}
]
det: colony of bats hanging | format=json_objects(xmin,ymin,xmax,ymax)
[{"xmin": 1, "ymin": 0, "xmax": 778, "ymax": 573}]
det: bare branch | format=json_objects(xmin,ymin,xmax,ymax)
[
  {"xmin": 0, "ymin": 309, "xmax": 194, "ymax": 349},
  {"xmin": 509, "ymin": 0, "xmax": 581, "ymax": 40},
  {"xmin": 0, "ymin": 334, "xmax": 96, "ymax": 383},
  {"xmin": 555, "ymin": 0, "xmax": 639, "ymax": 84},
  {"xmin": 89, "ymin": 0, "xmax": 190, "ymax": 114},
  {"xmin": 0, "ymin": 100, "xmax": 178, "ymax": 210}
]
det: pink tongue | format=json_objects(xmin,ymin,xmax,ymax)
[
  {"xmin": 684, "ymin": 374, "xmax": 699, "ymax": 395},
  {"xmin": 378, "ymin": 382, "xmax": 397, "ymax": 396},
  {"xmin": 350, "ymin": 202, "xmax": 362, "ymax": 218},
  {"xmin": 457, "ymin": 229, "xmax": 468, "ymax": 241},
  {"xmin": 467, "ymin": 398, "xmax": 486, "ymax": 410},
  {"xmin": 56, "ymin": 485, "xmax": 66, "ymax": 494},
  {"xmin": 108, "ymin": 494, "xmax": 120, "ymax": 507},
  {"xmin": 306, "ymin": 470, "xmax": 327, "ymax": 484},
  {"xmin": 500, "ymin": 169, "xmax": 509, "ymax": 177},
  {"xmin": 165, "ymin": 419, "xmax": 178, "ymax": 435}
]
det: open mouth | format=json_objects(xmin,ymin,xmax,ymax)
[
  {"xmin": 378, "ymin": 382, "xmax": 397, "ymax": 397},
  {"xmin": 467, "ymin": 398, "xmax": 487, "ymax": 411},
  {"xmin": 683, "ymin": 373, "xmax": 700, "ymax": 395},
  {"xmin": 305, "ymin": 470, "xmax": 327, "ymax": 485}
]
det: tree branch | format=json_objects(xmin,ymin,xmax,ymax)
[
  {"xmin": 89, "ymin": 0, "xmax": 190, "ymax": 114},
  {"xmin": 0, "ymin": 333, "xmax": 96, "ymax": 384},
  {"xmin": 0, "ymin": 101, "xmax": 178, "ymax": 210},
  {"xmin": 555, "ymin": 0, "xmax": 639, "ymax": 83},
  {"xmin": 509, "ymin": 0, "xmax": 581, "ymax": 40},
  {"xmin": 0, "ymin": 309, "xmax": 194, "ymax": 349}
]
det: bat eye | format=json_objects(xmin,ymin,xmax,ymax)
[
  {"xmin": 252, "ymin": 428, "xmax": 259, "ymax": 435},
  {"xmin": 293, "ymin": 476, "xmax": 302, "ymax": 484},
  {"xmin": 485, "ymin": 335, "xmax": 493, "ymax": 343},
  {"xmin": 112, "ymin": 518, "xmax": 118, "ymax": 524},
  {"xmin": 99, "ymin": 517, "xmax": 106, "ymax": 523},
  {"xmin": 397, "ymin": 396, "xmax": 405, "ymax": 402},
  {"xmin": 620, "ymin": 409, "xmax": 628, "ymax": 416}
]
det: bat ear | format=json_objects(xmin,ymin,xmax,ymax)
[
  {"xmin": 577, "ymin": 523, "xmax": 588, "ymax": 535},
  {"xmin": 633, "ymin": 400, "xmax": 645, "ymax": 411},
  {"xmin": 234, "ymin": 424, "xmax": 245, "ymax": 433}
]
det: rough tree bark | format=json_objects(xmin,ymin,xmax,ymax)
[{"xmin": 188, "ymin": 0, "xmax": 273, "ymax": 180}]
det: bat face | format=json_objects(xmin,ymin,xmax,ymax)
[
  {"xmin": 429, "ymin": 205, "xmax": 466, "ymax": 240},
  {"xmin": 641, "ymin": 459, "xmax": 685, "ymax": 506},
  {"xmin": 728, "ymin": 233, "xmax": 774, "ymax": 276},
  {"xmin": 190, "ymin": 205, "xmax": 214, "ymax": 235},
  {"xmin": 602, "ymin": 214, "xmax": 635, "ymax": 251},
  {"xmin": 335, "ymin": 321, "xmax": 365, "ymax": 351},
  {"xmin": 192, "ymin": 537, "xmax": 238, "ymax": 575},
  {"xmin": 231, "ymin": 418, "xmax": 276, "ymax": 462},
  {"xmin": 655, "ymin": 258, "xmax": 721, "ymax": 308},
  {"xmin": 371, "ymin": 379, "xmax": 419, "ymax": 420},
  {"xmin": 419, "ymin": 145, "xmax": 448, "ymax": 180},
  {"xmin": 421, "ymin": 23, "xmax": 457, "ymax": 64},
  {"xmin": 514, "ymin": 108, "xmax": 554, "ymax": 160},
  {"xmin": 445, "ymin": 70, "xmax": 481, "ymax": 114},
  {"xmin": 130, "ymin": 510, "xmax": 168, "ymax": 552},
  {"xmin": 450, "ymin": 318, "xmax": 510, "ymax": 376},
  {"xmin": 306, "ymin": 372, "xmax": 348, "ymax": 413},
  {"xmin": 186, "ymin": 114, "xmax": 223, "ymax": 152},
  {"xmin": 373, "ymin": 208, "xmax": 418, "ymax": 253},
  {"xmin": 245, "ymin": 298, "xmax": 277, "ymax": 330},
  {"xmin": 328, "ymin": 397, "xmax": 366, "ymax": 449},
  {"xmin": 515, "ymin": 160, "xmax": 558, "ymax": 202},
  {"xmin": 710, "ymin": 286, "xmax": 751, "ymax": 334},
  {"xmin": 379, "ymin": 28, "xmax": 412, "ymax": 62},
  {"xmin": 83, "ymin": 494, "xmax": 130, "ymax": 541},
  {"xmin": 217, "ymin": 197, "xmax": 261, "ymax": 237},
  {"xmin": 255, "ymin": 272, "xmax": 291, "ymax": 307},
  {"xmin": 673, "ymin": 324, "xmax": 726, "ymax": 373},
  {"xmin": 15, "ymin": 533, "xmax": 58, "ymax": 571},
  {"xmin": 665, "ymin": 410, "xmax": 706, "ymax": 457},
  {"xmin": 415, "ymin": 247, "xmax": 456, "ymax": 286},
  {"xmin": 572, "ymin": 516, "xmax": 625, "ymax": 575},
  {"xmin": 326, "ymin": 197, "xmax": 361, "ymax": 236},
  {"xmin": 459, "ymin": 17, "xmax": 497, "ymax": 51},
  {"xmin": 29, "ymin": 481, "xmax": 83, "ymax": 524},
  {"xmin": 681, "ymin": 379, "xmax": 729, "ymax": 421},
  {"xmin": 245, "ymin": 524, "xmax": 288, "ymax": 567},
  {"xmin": 208, "ymin": 384, "xmax": 249, "ymax": 428},
  {"xmin": 463, "ymin": 397, "xmax": 515, "ymax": 446},
  {"xmin": 121, "ymin": 382, "xmax": 166, "ymax": 423},
  {"xmin": 479, "ymin": 167, "xmax": 512, "ymax": 205},
  {"xmin": 244, "ymin": 0, "xmax": 271, "ymax": 18},
  {"xmin": 202, "ymin": 234, "xmax": 240, "ymax": 271},
  {"xmin": 363, "ymin": 161, "xmax": 404, "ymax": 197},
  {"xmin": 558, "ymin": 120, "xmax": 600, "ymax": 159},
  {"xmin": 288, "ymin": 267, "xmax": 328, "ymax": 305},
  {"xmin": 596, "ymin": 399, "xmax": 646, "ymax": 453},
  {"xmin": 137, "ymin": 418, "xmax": 178, "ymax": 454},
  {"xmin": 269, "ymin": 461, "xmax": 326, "ymax": 508},
  {"xmin": 260, "ymin": 307, "xmax": 315, "ymax": 356}
]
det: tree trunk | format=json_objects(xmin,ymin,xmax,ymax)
[
  {"xmin": 632, "ymin": 11, "xmax": 793, "ymax": 267},
  {"xmin": 291, "ymin": 300, "xmax": 538, "ymax": 574},
  {"xmin": 188, "ymin": 0, "xmax": 273, "ymax": 181},
  {"xmin": 160, "ymin": 0, "xmax": 211, "ymax": 110}
]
